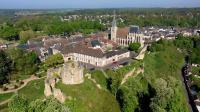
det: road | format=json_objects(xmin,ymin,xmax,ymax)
[{"xmin": 181, "ymin": 64, "xmax": 198, "ymax": 112}]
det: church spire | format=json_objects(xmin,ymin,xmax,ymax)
[
  {"xmin": 111, "ymin": 10, "xmax": 117, "ymax": 42},
  {"xmin": 112, "ymin": 10, "xmax": 117, "ymax": 27}
]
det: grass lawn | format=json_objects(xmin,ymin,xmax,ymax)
[
  {"xmin": 56, "ymin": 78, "xmax": 121, "ymax": 112},
  {"xmin": 18, "ymin": 78, "xmax": 45, "ymax": 101},
  {"xmin": 0, "ymin": 93, "xmax": 14, "ymax": 103},
  {"xmin": 0, "ymin": 103, "xmax": 9, "ymax": 112},
  {"xmin": 0, "ymin": 93, "xmax": 14, "ymax": 112},
  {"xmin": 0, "ymin": 79, "xmax": 44, "ymax": 111},
  {"xmin": 90, "ymin": 70, "xmax": 107, "ymax": 89},
  {"xmin": 10, "ymin": 74, "xmax": 32, "ymax": 81},
  {"xmin": 144, "ymin": 44, "xmax": 185, "ymax": 81}
]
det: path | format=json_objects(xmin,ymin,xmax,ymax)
[
  {"xmin": 101, "ymin": 69, "xmax": 108, "ymax": 78},
  {"xmin": 85, "ymin": 73, "xmax": 103, "ymax": 90},
  {"xmin": 121, "ymin": 67, "xmax": 143, "ymax": 85},
  {"xmin": 135, "ymin": 45, "xmax": 147, "ymax": 60},
  {"xmin": 0, "ymin": 75, "xmax": 46, "ymax": 106},
  {"xmin": 88, "ymin": 78, "xmax": 102, "ymax": 89},
  {"xmin": 0, "ymin": 91, "xmax": 17, "ymax": 105},
  {"xmin": 0, "ymin": 75, "xmax": 45, "ymax": 94},
  {"xmin": 0, "ymin": 97, "xmax": 12, "ymax": 105}
]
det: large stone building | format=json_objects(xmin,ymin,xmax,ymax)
[
  {"xmin": 59, "ymin": 37, "xmax": 130, "ymax": 67},
  {"xmin": 27, "ymin": 36, "xmax": 130, "ymax": 67},
  {"xmin": 111, "ymin": 14, "xmax": 145, "ymax": 47}
]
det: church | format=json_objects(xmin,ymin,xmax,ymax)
[{"xmin": 110, "ymin": 14, "xmax": 145, "ymax": 47}]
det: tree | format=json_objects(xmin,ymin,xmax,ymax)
[
  {"xmin": 150, "ymin": 78, "xmax": 174, "ymax": 112},
  {"xmin": 19, "ymin": 30, "xmax": 35, "ymax": 44},
  {"xmin": 128, "ymin": 42, "xmax": 141, "ymax": 52},
  {"xmin": 9, "ymin": 95, "xmax": 70, "ymax": 112},
  {"xmin": 8, "ymin": 95, "xmax": 28, "ymax": 112},
  {"xmin": 0, "ymin": 50, "xmax": 12, "ymax": 85},
  {"xmin": 0, "ymin": 25, "xmax": 19, "ymax": 40},
  {"xmin": 6, "ymin": 48, "xmax": 40, "ymax": 75},
  {"xmin": 43, "ymin": 53, "xmax": 64, "ymax": 68},
  {"xmin": 28, "ymin": 97, "xmax": 70, "ymax": 112}
]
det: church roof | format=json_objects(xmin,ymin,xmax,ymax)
[{"xmin": 117, "ymin": 27, "xmax": 129, "ymax": 38}]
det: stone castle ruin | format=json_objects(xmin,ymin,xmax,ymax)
[
  {"xmin": 44, "ymin": 61, "xmax": 84, "ymax": 103},
  {"xmin": 61, "ymin": 62, "xmax": 84, "ymax": 85}
]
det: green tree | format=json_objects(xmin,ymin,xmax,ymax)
[
  {"xmin": 128, "ymin": 43, "xmax": 141, "ymax": 52},
  {"xmin": 8, "ymin": 95, "xmax": 28, "ymax": 112},
  {"xmin": 0, "ymin": 50, "xmax": 12, "ymax": 85},
  {"xmin": 19, "ymin": 30, "xmax": 35, "ymax": 44},
  {"xmin": 9, "ymin": 95, "xmax": 70, "ymax": 112},
  {"xmin": 6, "ymin": 48, "xmax": 39, "ymax": 76},
  {"xmin": 28, "ymin": 97, "xmax": 70, "ymax": 112},
  {"xmin": 43, "ymin": 53, "xmax": 64, "ymax": 68},
  {"xmin": 0, "ymin": 25, "xmax": 18, "ymax": 40},
  {"xmin": 150, "ymin": 78, "xmax": 173, "ymax": 111}
]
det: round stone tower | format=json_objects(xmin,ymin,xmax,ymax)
[{"xmin": 61, "ymin": 61, "xmax": 84, "ymax": 85}]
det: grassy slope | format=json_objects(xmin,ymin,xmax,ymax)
[
  {"xmin": 0, "ymin": 93, "xmax": 14, "ymax": 112},
  {"xmin": 18, "ymin": 78, "xmax": 45, "ymax": 101},
  {"xmin": 106, "ymin": 60, "xmax": 142, "ymax": 81},
  {"xmin": 0, "ymin": 79, "xmax": 44, "ymax": 112},
  {"xmin": 0, "ymin": 103, "xmax": 9, "ymax": 112},
  {"xmin": 90, "ymin": 70, "xmax": 107, "ymax": 89},
  {"xmin": 56, "ymin": 79, "xmax": 121, "ymax": 112},
  {"xmin": 143, "ymin": 42, "xmax": 189, "ymax": 111},
  {"xmin": 0, "ymin": 93, "xmax": 14, "ymax": 103},
  {"xmin": 117, "ymin": 41, "xmax": 189, "ymax": 111}
]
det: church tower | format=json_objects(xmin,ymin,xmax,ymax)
[{"xmin": 111, "ymin": 11, "xmax": 117, "ymax": 42}]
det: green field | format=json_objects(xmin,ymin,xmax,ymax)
[
  {"xmin": 56, "ymin": 78, "xmax": 121, "ymax": 112},
  {"xmin": 0, "ymin": 92, "xmax": 13, "ymax": 112},
  {"xmin": 90, "ymin": 70, "xmax": 107, "ymax": 89},
  {"xmin": 0, "ymin": 103, "xmax": 9, "ymax": 112},
  {"xmin": 0, "ymin": 93, "xmax": 14, "ymax": 103},
  {"xmin": 0, "ymin": 78, "xmax": 45, "ymax": 112},
  {"xmin": 0, "ymin": 92, "xmax": 14, "ymax": 112},
  {"xmin": 18, "ymin": 78, "xmax": 45, "ymax": 101}
]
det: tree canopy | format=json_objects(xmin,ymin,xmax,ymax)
[
  {"xmin": 8, "ymin": 95, "xmax": 70, "ymax": 112},
  {"xmin": 42, "ymin": 53, "xmax": 64, "ymax": 68},
  {"xmin": 6, "ymin": 48, "xmax": 40, "ymax": 76},
  {"xmin": 128, "ymin": 42, "xmax": 141, "ymax": 52},
  {"xmin": 0, "ymin": 50, "xmax": 12, "ymax": 85}
]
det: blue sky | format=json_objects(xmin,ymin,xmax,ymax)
[{"xmin": 0, "ymin": 0, "xmax": 200, "ymax": 9}]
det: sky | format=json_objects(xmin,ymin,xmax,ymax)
[{"xmin": 0, "ymin": 0, "xmax": 200, "ymax": 9}]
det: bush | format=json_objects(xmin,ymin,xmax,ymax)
[
  {"xmin": 43, "ymin": 53, "xmax": 64, "ymax": 68},
  {"xmin": 128, "ymin": 42, "xmax": 141, "ymax": 52}
]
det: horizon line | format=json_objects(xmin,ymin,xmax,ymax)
[{"xmin": 0, "ymin": 7, "xmax": 200, "ymax": 10}]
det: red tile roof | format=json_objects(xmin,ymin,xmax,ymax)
[{"xmin": 117, "ymin": 27, "xmax": 129, "ymax": 38}]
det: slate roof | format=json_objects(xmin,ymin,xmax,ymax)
[
  {"xmin": 130, "ymin": 25, "xmax": 139, "ymax": 33},
  {"xmin": 91, "ymin": 40, "xmax": 101, "ymax": 47},
  {"xmin": 104, "ymin": 49, "xmax": 129, "ymax": 58}
]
